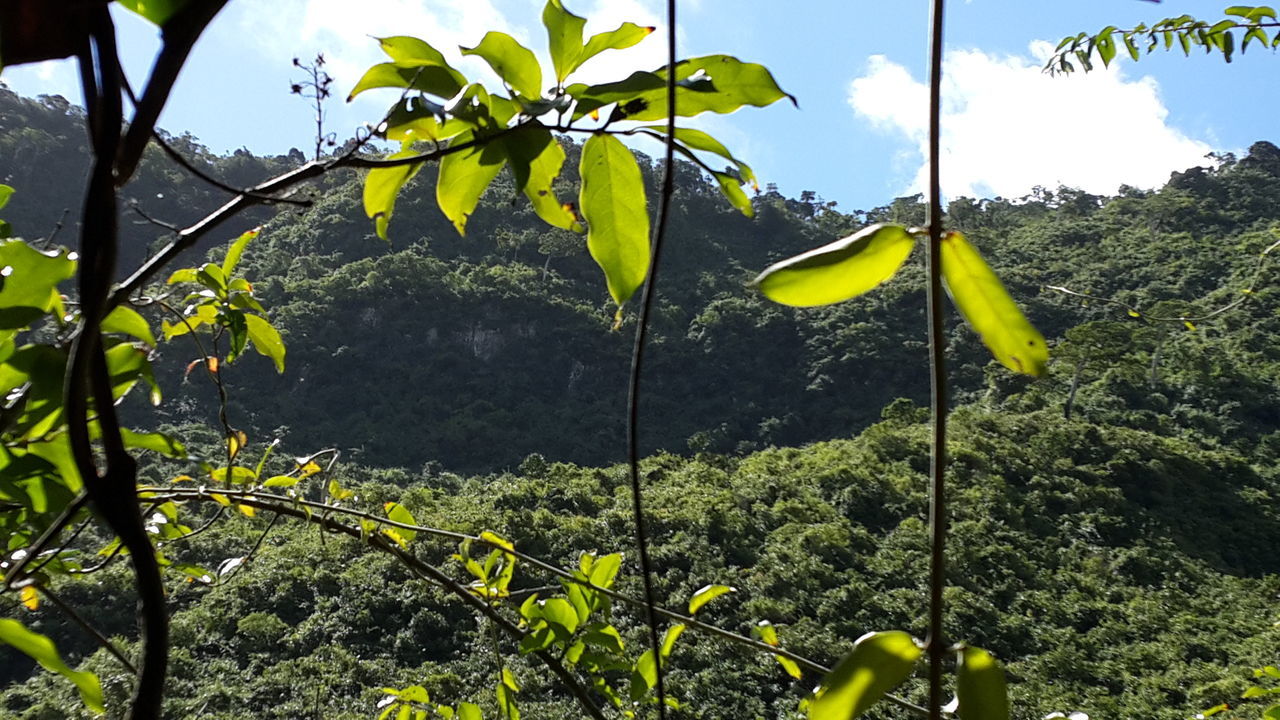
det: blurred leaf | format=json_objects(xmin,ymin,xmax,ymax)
[
  {"xmin": 116, "ymin": 0, "xmax": 190, "ymax": 26},
  {"xmin": 941, "ymin": 231, "xmax": 1049, "ymax": 377},
  {"xmin": 688, "ymin": 583, "xmax": 735, "ymax": 614},
  {"xmin": 755, "ymin": 224, "xmax": 915, "ymax": 307},
  {"xmin": 0, "ymin": 240, "xmax": 75, "ymax": 332},
  {"xmin": 776, "ymin": 654, "xmax": 803, "ymax": 680},
  {"xmin": 0, "ymin": 185, "xmax": 12, "ymax": 210},
  {"xmin": 121, "ymin": 429, "xmax": 186, "ymax": 458},
  {"xmin": 462, "ymin": 32, "xmax": 542, "ymax": 99},
  {"xmin": 262, "ymin": 475, "xmax": 300, "ymax": 488},
  {"xmin": 0, "ymin": 619, "xmax": 104, "ymax": 713},
  {"xmin": 101, "ymin": 305, "xmax": 156, "ymax": 347},
  {"xmin": 364, "ymin": 143, "xmax": 425, "ymax": 241},
  {"xmin": 956, "ymin": 646, "xmax": 1009, "ymax": 720},
  {"xmin": 660, "ymin": 623, "xmax": 685, "ymax": 659},
  {"xmin": 579, "ymin": 134, "xmax": 650, "ymax": 307},
  {"xmin": 19, "ymin": 585, "xmax": 38, "ymax": 610},
  {"xmin": 1263, "ymin": 705, "xmax": 1280, "ymax": 720},
  {"xmin": 457, "ymin": 702, "xmax": 482, "ymax": 720},
  {"xmin": 810, "ymin": 631, "xmax": 921, "ymax": 720},
  {"xmin": 437, "ymin": 129, "xmax": 508, "ymax": 235}
]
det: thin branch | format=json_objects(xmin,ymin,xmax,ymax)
[
  {"xmin": 128, "ymin": 200, "xmax": 181, "ymax": 233},
  {"xmin": 148, "ymin": 131, "xmax": 310, "ymax": 206},
  {"xmin": 141, "ymin": 486, "xmax": 930, "ymax": 716},
  {"xmin": 623, "ymin": 2, "xmax": 679, "ymax": 717},
  {"xmin": 925, "ymin": 0, "xmax": 949, "ymax": 718},
  {"xmin": 3, "ymin": 493, "xmax": 88, "ymax": 590},
  {"xmin": 33, "ymin": 582, "xmax": 138, "ymax": 675}
]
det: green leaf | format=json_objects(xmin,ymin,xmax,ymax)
[
  {"xmin": 753, "ymin": 620, "xmax": 780, "ymax": 646},
  {"xmin": 0, "ymin": 185, "xmax": 13, "ymax": 210},
  {"xmin": 364, "ymin": 143, "xmax": 426, "ymax": 241},
  {"xmin": 660, "ymin": 623, "xmax": 685, "ymax": 659},
  {"xmin": 244, "ymin": 313, "xmax": 285, "ymax": 373},
  {"xmin": 503, "ymin": 128, "xmax": 581, "ymax": 232},
  {"xmin": 101, "ymin": 305, "xmax": 156, "ymax": 347},
  {"xmin": 575, "ymin": 55, "xmax": 795, "ymax": 122},
  {"xmin": 262, "ymin": 475, "xmax": 301, "ymax": 488},
  {"xmin": 437, "ymin": 130, "xmax": 508, "ymax": 236},
  {"xmin": 383, "ymin": 501, "xmax": 418, "ymax": 545},
  {"xmin": 580, "ymin": 23, "xmax": 655, "ymax": 70},
  {"xmin": 457, "ymin": 702, "xmax": 483, "ymax": 720},
  {"xmin": 630, "ymin": 649, "xmax": 658, "ymax": 700},
  {"xmin": 579, "ymin": 134, "xmax": 650, "ymax": 307},
  {"xmin": 542, "ymin": 0, "xmax": 587, "ymax": 83},
  {"xmin": 688, "ymin": 583, "xmax": 735, "ymax": 614},
  {"xmin": 0, "ymin": 240, "xmax": 75, "ymax": 331},
  {"xmin": 221, "ymin": 227, "xmax": 259, "ymax": 278},
  {"xmin": 462, "ymin": 32, "xmax": 542, "ymax": 99},
  {"xmin": 541, "ymin": 597, "xmax": 580, "ymax": 636},
  {"xmin": 940, "ymin": 231, "xmax": 1049, "ymax": 377},
  {"xmin": 713, "ymin": 172, "xmax": 753, "ymax": 218},
  {"xmin": 1263, "ymin": 705, "xmax": 1280, "ymax": 720},
  {"xmin": 348, "ymin": 63, "xmax": 467, "ymax": 102},
  {"xmin": 956, "ymin": 646, "xmax": 1009, "ymax": 720},
  {"xmin": 640, "ymin": 125, "xmax": 756, "ymax": 184},
  {"xmin": 588, "ymin": 553, "xmax": 622, "ymax": 588},
  {"xmin": 496, "ymin": 682, "xmax": 519, "ymax": 720},
  {"xmin": 0, "ymin": 619, "xmax": 104, "ymax": 713},
  {"xmin": 809, "ymin": 631, "xmax": 921, "ymax": 720},
  {"xmin": 754, "ymin": 224, "xmax": 916, "ymax": 307},
  {"xmin": 121, "ymin": 429, "xmax": 186, "ymax": 458},
  {"xmin": 775, "ymin": 654, "xmax": 803, "ymax": 680},
  {"xmin": 115, "ymin": 0, "xmax": 190, "ymax": 26}
]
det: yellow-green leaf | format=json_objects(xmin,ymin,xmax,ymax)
[
  {"xmin": 437, "ymin": 130, "xmax": 508, "ymax": 235},
  {"xmin": 115, "ymin": 0, "xmax": 189, "ymax": 26},
  {"xmin": 0, "ymin": 619, "xmax": 104, "ymax": 713},
  {"xmin": 754, "ymin": 224, "xmax": 915, "ymax": 307},
  {"xmin": 244, "ymin": 313, "xmax": 285, "ymax": 373},
  {"xmin": 810, "ymin": 631, "xmax": 921, "ymax": 720},
  {"xmin": 579, "ymin": 134, "xmax": 650, "ymax": 307},
  {"xmin": 776, "ymin": 654, "xmax": 803, "ymax": 680},
  {"xmin": 384, "ymin": 501, "xmax": 418, "ymax": 545},
  {"xmin": 542, "ymin": 0, "xmax": 587, "ymax": 83},
  {"xmin": 688, "ymin": 583, "xmax": 735, "ymax": 615},
  {"xmin": 504, "ymin": 128, "xmax": 581, "ymax": 232},
  {"xmin": 660, "ymin": 623, "xmax": 685, "ymax": 659},
  {"xmin": 713, "ymin": 171, "xmax": 753, "ymax": 217},
  {"xmin": 580, "ymin": 22, "xmax": 655, "ymax": 70},
  {"xmin": 348, "ymin": 62, "xmax": 466, "ymax": 102},
  {"xmin": 364, "ymin": 144, "xmax": 425, "ymax": 241},
  {"xmin": 956, "ymin": 646, "xmax": 1009, "ymax": 720},
  {"xmin": 101, "ymin": 305, "xmax": 156, "ymax": 347},
  {"xmin": 221, "ymin": 227, "xmax": 260, "ymax": 278},
  {"xmin": 940, "ymin": 231, "xmax": 1048, "ymax": 377},
  {"xmin": 462, "ymin": 32, "xmax": 543, "ymax": 99}
]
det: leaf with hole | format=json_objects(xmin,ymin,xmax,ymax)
[
  {"xmin": 579, "ymin": 134, "xmax": 649, "ymax": 307},
  {"xmin": 941, "ymin": 231, "xmax": 1049, "ymax": 377},
  {"xmin": 754, "ymin": 224, "xmax": 915, "ymax": 307},
  {"xmin": 809, "ymin": 631, "xmax": 921, "ymax": 720}
]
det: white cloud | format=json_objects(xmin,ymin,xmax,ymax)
[{"xmin": 847, "ymin": 43, "xmax": 1213, "ymax": 200}]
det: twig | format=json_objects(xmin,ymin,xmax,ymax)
[
  {"xmin": 33, "ymin": 582, "xmax": 138, "ymax": 675},
  {"xmin": 148, "ymin": 130, "xmax": 310, "ymax": 206}
]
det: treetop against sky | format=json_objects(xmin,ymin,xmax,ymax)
[{"xmin": 3, "ymin": 0, "xmax": 1271, "ymax": 209}]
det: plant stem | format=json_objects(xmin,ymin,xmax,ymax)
[{"xmin": 925, "ymin": 0, "xmax": 949, "ymax": 718}]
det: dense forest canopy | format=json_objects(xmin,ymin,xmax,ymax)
[{"xmin": 1, "ymin": 77, "xmax": 1279, "ymax": 719}]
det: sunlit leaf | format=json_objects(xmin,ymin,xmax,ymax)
[
  {"xmin": 630, "ymin": 649, "xmax": 658, "ymax": 700},
  {"xmin": 384, "ymin": 501, "xmax": 418, "ymax": 545},
  {"xmin": 0, "ymin": 240, "xmax": 75, "ymax": 332},
  {"xmin": 262, "ymin": 475, "xmax": 301, "ymax": 488},
  {"xmin": 244, "ymin": 313, "xmax": 285, "ymax": 373},
  {"xmin": 588, "ymin": 553, "xmax": 622, "ymax": 588},
  {"xmin": 542, "ymin": 0, "xmax": 587, "ymax": 83},
  {"xmin": 364, "ymin": 143, "xmax": 426, "ymax": 241},
  {"xmin": 776, "ymin": 654, "xmax": 803, "ymax": 680},
  {"xmin": 504, "ymin": 128, "xmax": 582, "ymax": 232},
  {"xmin": 570, "ymin": 55, "xmax": 795, "ymax": 122},
  {"xmin": 688, "ymin": 583, "xmax": 735, "ymax": 614},
  {"xmin": 809, "ymin": 631, "xmax": 921, "ymax": 720},
  {"xmin": 115, "ymin": 0, "xmax": 190, "ymax": 26},
  {"xmin": 1263, "ymin": 705, "xmax": 1280, "ymax": 720},
  {"xmin": 580, "ymin": 22, "xmax": 655, "ymax": 70},
  {"xmin": 941, "ymin": 231, "xmax": 1049, "ymax": 377},
  {"xmin": 755, "ymin": 224, "xmax": 915, "ymax": 307},
  {"xmin": 712, "ymin": 171, "xmax": 753, "ymax": 217},
  {"xmin": 348, "ymin": 63, "xmax": 466, "ymax": 102},
  {"xmin": 0, "ymin": 185, "xmax": 13, "ymax": 210},
  {"xmin": 120, "ymin": 429, "xmax": 186, "ymax": 458},
  {"xmin": 0, "ymin": 619, "xmax": 104, "ymax": 713},
  {"xmin": 19, "ymin": 585, "xmax": 38, "ymax": 610},
  {"xmin": 956, "ymin": 646, "xmax": 1009, "ymax": 720},
  {"xmin": 660, "ymin": 623, "xmax": 685, "ymax": 659},
  {"xmin": 541, "ymin": 597, "xmax": 580, "ymax": 637},
  {"xmin": 221, "ymin": 227, "xmax": 260, "ymax": 278},
  {"xmin": 458, "ymin": 702, "xmax": 482, "ymax": 720},
  {"xmin": 641, "ymin": 125, "xmax": 757, "ymax": 185},
  {"xmin": 437, "ymin": 130, "xmax": 508, "ymax": 235},
  {"xmin": 579, "ymin": 134, "xmax": 650, "ymax": 307},
  {"xmin": 101, "ymin": 305, "xmax": 156, "ymax": 347},
  {"xmin": 462, "ymin": 32, "xmax": 542, "ymax": 99},
  {"xmin": 237, "ymin": 504, "xmax": 256, "ymax": 518}
]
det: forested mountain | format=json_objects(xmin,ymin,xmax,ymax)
[{"xmin": 2, "ymin": 86, "xmax": 1279, "ymax": 719}]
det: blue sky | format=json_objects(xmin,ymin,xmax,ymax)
[{"xmin": 2, "ymin": 0, "xmax": 1272, "ymax": 212}]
